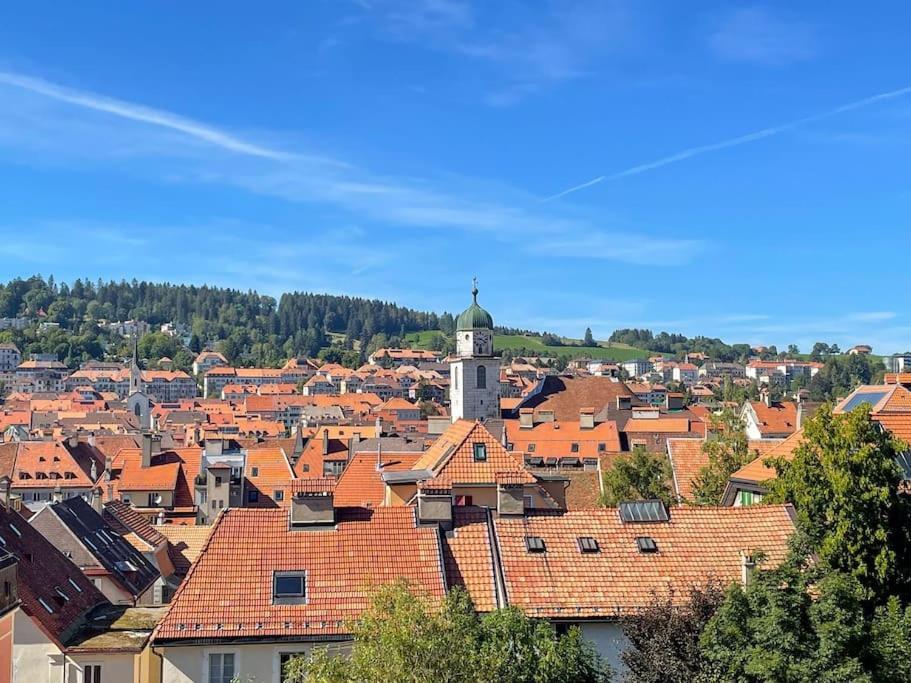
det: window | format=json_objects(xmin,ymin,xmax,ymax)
[
  {"xmin": 39, "ymin": 597, "xmax": 54, "ymax": 613},
  {"xmin": 473, "ymin": 443, "xmax": 487, "ymax": 462},
  {"xmin": 84, "ymin": 664, "xmax": 102, "ymax": 683},
  {"xmin": 570, "ymin": 443, "xmax": 580, "ymax": 453},
  {"xmin": 251, "ymin": 466, "xmax": 259, "ymax": 477},
  {"xmin": 578, "ymin": 537, "xmax": 600, "ymax": 553},
  {"xmin": 476, "ymin": 365, "xmax": 486, "ymax": 389},
  {"xmin": 274, "ymin": 490, "xmax": 284, "ymax": 502},
  {"xmin": 453, "ymin": 367, "xmax": 458, "ymax": 390},
  {"xmin": 454, "ymin": 495, "xmax": 473, "ymax": 507},
  {"xmin": 280, "ymin": 653, "xmax": 306, "ymax": 679},
  {"xmin": 214, "ymin": 476, "xmax": 223, "ymax": 486},
  {"xmin": 636, "ymin": 536, "xmax": 658, "ymax": 554},
  {"xmin": 68, "ymin": 578, "xmax": 83, "ymax": 593},
  {"xmin": 525, "ymin": 536, "xmax": 546, "ymax": 553},
  {"xmin": 208, "ymin": 653, "xmax": 235, "ymax": 683},
  {"xmin": 248, "ymin": 490, "xmax": 259, "ymax": 503},
  {"xmin": 738, "ymin": 490, "xmax": 761, "ymax": 506},
  {"xmin": 273, "ymin": 572, "xmax": 306, "ymax": 604},
  {"xmin": 523, "ymin": 495, "xmax": 533, "ymax": 510},
  {"xmin": 597, "ymin": 443, "xmax": 606, "ymax": 452},
  {"xmin": 527, "ymin": 443, "xmax": 536, "ymax": 453}
]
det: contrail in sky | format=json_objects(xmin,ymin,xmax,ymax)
[
  {"xmin": 0, "ymin": 70, "xmax": 294, "ymax": 161},
  {"xmin": 544, "ymin": 83, "xmax": 911, "ymax": 202}
]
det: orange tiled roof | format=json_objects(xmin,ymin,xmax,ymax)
[
  {"xmin": 334, "ymin": 453, "xmax": 421, "ymax": 508},
  {"xmin": 730, "ymin": 430, "xmax": 805, "ymax": 484},
  {"xmin": 413, "ymin": 420, "xmax": 534, "ymax": 485},
  {"xmin": 442, "ymin": 507, "xmax": 497, "ymax": 611},
  {"xmin": 12, "ymin": 442, "xmax": 94, "ymax": 489},
  {"xmin": 504, "ymin": 419, "xmax": 622, "ymax": 457},
  {"xmin": 747, "ymin": 401, "xmax": 798, "ymax": 436},
  {"xmin": 666, "ymin": 438, "xmax": 707, "ymax": 502},
  {"xmin": 624, "ymin": 418, "xmax": 692, "ymax": 434},
  {"xmin": 491, "ymin": 506, "xmax": 794, "ymax": 618},
  {"xmin": 153, "ymin": 506, "xmax": 447, "ymax": 641}
]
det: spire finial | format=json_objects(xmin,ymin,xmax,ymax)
[{"xmin": 471, "ymin": 276, "xmax": 478, "ymax": 302}]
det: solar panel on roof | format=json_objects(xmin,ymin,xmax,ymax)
[
  {"xmin": 619, "ymin": 500, "xmax": 669, "ymax": 523},
  {"xmin": 842, "ymin": 391, "xmax": 889, "ymax": 413}
]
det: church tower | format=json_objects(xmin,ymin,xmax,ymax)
[
  {"xmin": 450, "ymin": 280, "xmax": 499, "ymax": 422},
  {"xmin": 127, "ymin": 335, "xmax": 153, "ymax": 431}
]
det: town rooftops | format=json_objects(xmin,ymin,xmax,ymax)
[
  {"xmin": 42, "ymin": 497, "xmax": 160, "ymax": 600},
  {"xmin": 0, "ymin": 503, "xmax": 108, "ymax": 649},
  {"xmin": 153, "ymin": 506, "xmax": 448, "ymax": 644}
]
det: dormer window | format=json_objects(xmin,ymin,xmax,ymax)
[
  {"xmin": 473, "ymin": 443, "xmax": 487, "ymax": 462},
  {"xmin": 273, "ymin": 571, "xmax": 306, "ymax": 604},
  {"xmin": 525, "ymin": 536, "xmax": 546, "ymax": 553}
]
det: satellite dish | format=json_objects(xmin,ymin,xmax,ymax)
[{"xmin": 153, "ymin": 494, "xmax": 163, "ymax": 505}]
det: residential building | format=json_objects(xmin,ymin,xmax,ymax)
[
  {"xmin": 369, "ymin": 347, "xmax": 442, "ymax": 366},
  {"xmin": 741, "ymin": 396, "xmax": 800, "ymax": 440},
  {"xmin": 192, "ymin": 351, "xmax": 228, "ymax": 377},
  {"xmin": 0, "ymin": 344, "xmax": 21, "ymax": 373},
  {"xmin": 619, "ymin": 358, "xmax": 651, "ymax": 378}
]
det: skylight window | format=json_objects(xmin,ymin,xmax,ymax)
[
  {"xmin": 39, "ymin": 597, "xmax": 54, "ymax": 613},
  {"xmin": 8, "ymin": 524, "xmax": 21, "ymax": 538},
  {"xmin": 636, "ymin": 536, "xmax": 658, "ymax": 554},
  {"xmin": 578, "ymin": 537, "xmax": 600, "ymax": 553},
  {"xmin": 525, "ymin": 536, "xmax": 546, "ymax": 553},
  {"xmin": 619, "ymin": 500, "xmax": 669, "ymax": 523},
  {"xmin": 273, "ymin": 571, "xmax": 307, "ymax": 604},
  {"xmin": 68, "ymin": 578, "xmax": 83, "ymax": 593},
  {"xmin": 473, "ymin": 443, "xmax": 487, "ymax": 462},
  {"xmin": 55, "ymin": 587, "xmax": 69, "ymax": 602}
]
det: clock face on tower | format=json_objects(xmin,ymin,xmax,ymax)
[{"xmin": 474, "ymin": 331, "xmax": 490, "ymax": 355}]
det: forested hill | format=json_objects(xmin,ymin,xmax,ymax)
[{"xmin": 0, "ymin": 276, "xmax": 454, "ymax": 367}]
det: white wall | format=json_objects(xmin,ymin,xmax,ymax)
[
  {"xmin": 161, "ymin": 642, "xmax": 350, "ymax": 683},
  {"xmin": 67, "ymin": 653, "xmax": 136, "ymax": 683},
  {"xmin": 13, "ymin": 611, "xmax": 62, "ymax": 682}
]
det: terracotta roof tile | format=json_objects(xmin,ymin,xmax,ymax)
[
  {"xmin": 153, "ymin": 507, "xmax": 447, "ymax": 642},
  {"xmin": 492, "ymin": 506, "xmax": 794, "ymax": 618}
]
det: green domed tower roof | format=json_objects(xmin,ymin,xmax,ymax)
[{"xmin": 456, "ymin": 279, "xmax": 493, "ymax": 331}]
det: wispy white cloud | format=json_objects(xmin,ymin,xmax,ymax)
[
  {"xmin": 709, "ymin": 7, "xmax": 818, "ymax": 67},
  {"xmin": 545, "ymin": 82, "xmax": 911, "ymax": 201},
  {"xmin": 847, "ymin": 311, "xmax": 897, "ymax": 322},
  {"xmin": 0, "ymin": 71, "xmax": 294, "ymax": 161},
  {"xmin": 356, "ymin": 0, "xmax": 640, "ymax": 105},
  {"xmin": 0, "ymin": 69, "xmax": 701, "ymax": 267}
]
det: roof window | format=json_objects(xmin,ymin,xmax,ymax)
[
  {"xmin": 273, "ymin": 571, "xmax": 307, "ymax": 604},
  {"xmin": 619, "ymin": 500, "xmax": 669, "ymax": 523},
  {"xmin": 39, "ymin": 597, "xmax": 54, "ymax": 613},
  {"xmin": 473, "ymin": 443, "xmax": 487, "ymax": 462},
  {"xmin": 525, "ymin": 536, "xmax": 546, "ymax": 553},
  {"xmin": 636, "ymin": 536, "xmax": 658, "ymax": 553},
  {"xmin": 578, "ymin": 537, "xmax": 600, "ymax": 553}
]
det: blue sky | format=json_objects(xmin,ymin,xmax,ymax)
[{"xmin": 1, "ymin": 1, "xmax": 910, "ymax": 353}]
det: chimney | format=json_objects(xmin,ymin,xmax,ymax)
[
  {"xmin": 51, "ymin": 486, "xmax": 63, "ymax": 504},
  {"xmin": 579, "ymin": 408, "xmax": 595, "ymax": 430},
  {"xmin": 538, "ymin": 410, "xmax": 555, "ymax": 424},
  {"xmin": 348, "ymin": 432, "xmax": 360, "ymax": 461},
  {"xmin": 740, "ymin": 551, "xmax": 757, "ymax": 586},
  {"xmin": 0, "ymin": 476, "xmax": 10, "ymax": 509},
  {"xmin": 90, "ymin": 459, "xmax": 98, "ymax": 482},
  {"xmin": 322, "ymin": 429, "xmax": 330, "ymax": 457},
  {"xmin": 106, "ymin": 483, "xmax": 114, "ymax": 503},
  {"xmin": 519, "ymin": 408, "xmax": 534, "ymax": 429},
  {"xmin": 760, "ymin": 387, "xmax": 772, "ymax": 408},
  {"xmin": 90, "ymin": 487, "xmax": 102, "ymax": 514},
  {"xmin": 141, "ymin": 433, "xmax": 153, "ymax": 468},
  {"xmin": 290, "ymin": 479, "xmax": 336, "ymax": 528},
  {"xmin": 104, "ymin": 456, "xmax": 113, "ymax": 478},
  {"xmin": 375, "ymin": 416, "xmax": 382, "ymax": 440},
  {"xmin": 796, "ymin": 401, "xmax": 803, "ymax": 429}
]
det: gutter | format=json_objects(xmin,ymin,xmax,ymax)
[{"xmin": 484, "ymin": 508, "xmax": 508, "ymax": 609}]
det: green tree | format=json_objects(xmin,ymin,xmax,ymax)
[
  {"xmin": 691, "ymin": 409, "xmax": 751, "ymax": 505},
  {"xmin": 621, "ymin": 582, "xmax": 725, "ymax": 683},
  {"xmin": 583, "ymin": 327, "xmax": 595, "ymax": 347},
  {"xmin": 600, "ymin": 446, "xmax": 673, "ymax": 507},
  {"xmin": 286, "ymin": 581, "xmax": 609, "ymax": 683},
  {"xmin": 766, "ymin": 404, "xmax": 911, "ymax": 604}
]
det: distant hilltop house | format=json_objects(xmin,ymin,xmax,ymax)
[
  {"xmin": 104, "ymin": 319, "xmax": 151, "ymax": 338},
  {"xmin": 848, "ymin": 344, "xmax": 873, "ymax": 355}
]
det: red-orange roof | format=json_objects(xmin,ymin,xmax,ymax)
[
  {"xmin": 491, "ymin": 506, "xmax": 794, "ymax": 618},
  {"xmin": 504, "ymin": 419, "xmax": 622, "ymax": 457},
  {"xmin": 153, "ymin": 506, "xmax": 447, "ymax": 641},
  {"xmin": 334, "ymin": 453, "xmax": 421, "ymax": 508}
]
